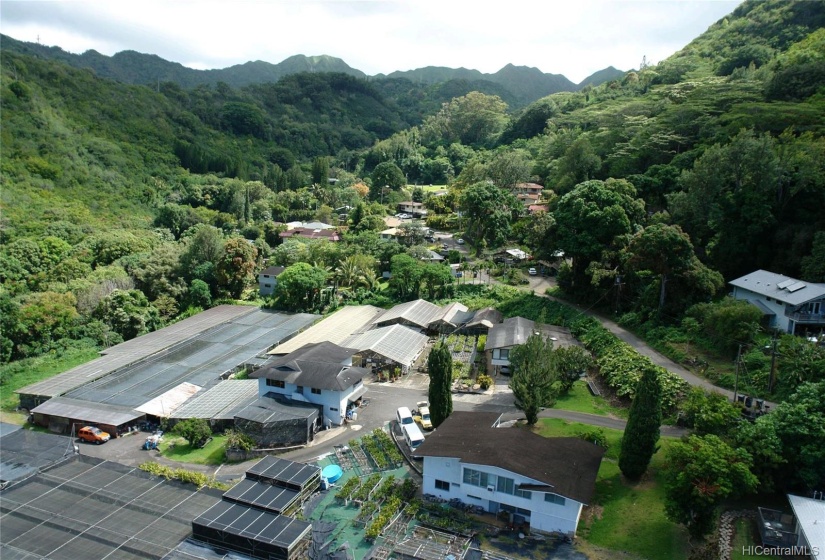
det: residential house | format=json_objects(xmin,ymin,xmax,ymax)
[
  {"xmin": 251, "ymin": 342, "xmax": 367, "ymax": 427},
  {"xmin": 528, "ymin": 204, "xmax": 548, "ymax": 215},
  {"xmin": 415, "ymin": 411, "xmax": 605, "ymax": 536},
  {"xmin": 258, "ymin": 266, "xmax": 285, "ymax": 296},
  {"xmin": 380, "ymin": 227, "xmax": 399, "ymax": 241},
  {"xmin": 397, "ymin": 201, "xmax": 428, "ymax": 218},
  {"xmin": 279, "ymin": 227, "xmax": 341, "ymax": 242},
  {"xmin": 730, "ymin": 270, "xmax": 825, "ymax": 335},
  {"xmin": 484, "ymin": 317, "xmax": 575, "ymax": 375}
]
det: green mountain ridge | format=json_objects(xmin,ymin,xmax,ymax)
[{"xmin": 0, "ymin": 33, "xmax": 622, "ymax": 107}]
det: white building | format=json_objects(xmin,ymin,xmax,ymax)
[
  {"xmin": 415, "ymin": 412, "xmax": 604, "ymax": 536},
  {"xmin": 258, "ymin": 266, "xmax": 285, "ymax": 296},
  {"xmin": 787, "ymin": 494, "xmax": 825, "ymax": 560},
  {"xmin": 251, "ymin": 342, "xmax": 367, "ymax": 427},
  {"xmin": 730, "ymin": 270, "xmax": 825, "ymax": 335}
]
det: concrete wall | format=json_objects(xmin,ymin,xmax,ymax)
[{"xmin": 421, "ymin": 457, "xmax": 584, "ymax": 535}]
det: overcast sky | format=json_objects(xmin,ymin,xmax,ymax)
[{"xmin": 1, "ymin": 0, "xmax": 741, "ymax": 83}]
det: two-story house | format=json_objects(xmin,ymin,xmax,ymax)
[
  {"xmin": 258, "ymin": 266, "xmax": 285, "ymax": 296},
  {"xmin": 396, "ymin": 201, "xmax": 427, "ymax": 218},
  {"xmin": 730, "ymin": 270, "xmax": 825, "ymax": 335},
  {"xmin": 415, "ymin": 411, "xmax": 605, "ymax": 536},
  {"xmin": 251, "ymin": 342, "xmax": 367, "ymax": 427}
]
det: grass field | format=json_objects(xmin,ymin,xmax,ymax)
[
  {"xmin": 535, "ymin": 419, "xmax": 689, "ymax": 560},
  {"xmin": 554, "ymin": 380, "xmax": 628, "ymax": 418},
  {"xmin": 0, "ymin": 346, "xmax": 100, "ymax": 411},
  {"xmin": 159, "ymin": 435, "xmax": 228, "ymax": 465}
]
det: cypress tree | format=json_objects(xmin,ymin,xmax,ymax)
[
  {"xmin": 428, "ymin": 342, "xmax": 453, "ymax": 428},
  {"xmin": 619, "ymin": 365, "xmax": 662, "ymax": 480}
]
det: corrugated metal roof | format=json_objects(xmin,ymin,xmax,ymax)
[
  {"xmin": 31, "ymin": 397, "xmax": 142, "ymax": 426},
  {"xmin": 372, "ymin": 299, "xmax": 443, "ymax": 329},
  {"xmin": 135, "ymin": 382, "xmax": 201, "ymax": 417},
  {"xmin": 730, "ymin": 270, "xmax": 825, "ymax": 306},
  {"xmin": 170, "ymin": 380, "xmax": 259, "ymax": 420},
  {"xmin": 485, "ymin": 316, "xmax": 535, "ymax": 350},
  {"xmin": 787, "ymin": 494, "xmax": 825, "ymax": 554},
  {"xmin": 343, "ymin": 324, "xmax": 429, "ymax": 367},
  {"xmin": 269, "ymin": 305, "xmax": 385, "ymax": 355}
]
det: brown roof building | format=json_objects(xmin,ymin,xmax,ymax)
[{"xmin": 414, "ymin": 411, "xmax": 604, "ymax": 536}]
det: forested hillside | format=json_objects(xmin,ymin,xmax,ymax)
[{"xmin": 1, "ymin": 0, "xmax": 824, "ymax": 378}]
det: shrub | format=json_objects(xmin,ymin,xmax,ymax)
[
  {"xmin": 174, "ymin": 417, "xmax": 212, "ymax": 447},
  {"xmin": 225, "ymin": 429, "xmax": 255, "ymax": 451},
  {"xmin": 477, "ymin": 374, "xmax": 493, "ymax": 390}
]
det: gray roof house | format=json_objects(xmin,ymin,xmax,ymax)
[
  {"xmin": 484, "ymin": 317, "xmax": 576, "ymax": 375},
  {"xmin": 251, "ymin": 342, "xmax": 368, "ymax": 426},
  {"xmin": 730, "ymin": 270, "xmax": 825, "ymax": 335}
]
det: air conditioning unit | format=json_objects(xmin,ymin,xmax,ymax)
[{"xmin": 487, "ymin": 485, "xmax": 495, "ymax": 492}]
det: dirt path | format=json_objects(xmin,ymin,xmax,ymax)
[{"xmin": 521, "ymin": 278, "xmax": 778, "ymax": 410}]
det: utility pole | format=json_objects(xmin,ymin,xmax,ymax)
[
  {"xmin": 768, "ymin": 330, "xmax": 779, "ymax": 393},
  {"xmin": 614, "ymin": 275, "xmax": 623, "ymax": 315},
  {"xmin": 733, "ymin": 343, "xmax": 743, "ymax": 403}
]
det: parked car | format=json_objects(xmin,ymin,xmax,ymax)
[
  {"xmin": 441, "ymin": 243, "xmax": 449, "ymax": 250},
  {"xmin": 528, "ymin": 267, "xmax": 537, "ymax": 276},
  {"xmin": 414, "ymin": 401, "xmax": 433, "ymax": 430},
  {"xmin": 78, "ymin": 426, "xmax": 110, "ymax": 444},
  {"xmin": 456, "ymin": 238, "xmax": 465, "ymax": 245}
]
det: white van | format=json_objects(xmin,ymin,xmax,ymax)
[
  {"xmin": 402, "ymin": 423, "xmax": 426, "ymax": 455},
  {"xmin": 396, "ymin": 406, "xmax": 414, "ymax": 427}
]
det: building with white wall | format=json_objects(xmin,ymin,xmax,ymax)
[
  {"xmin": 730, "ymin": 270, "xmax": 825, "ymax": 335},
  {"xmin": 414, "ymin": 411, "xmax": 604, "ymax": 537},
  {"xmin": 251, "ymin": 342, "xmax": 367, "ymax": 427}
]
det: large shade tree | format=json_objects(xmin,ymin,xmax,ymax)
[
  {"xmin": 664, "ymin": 434, "xmax": 758, "ymax": 538},
  {"xmin": 274, "ymin": 262, "xmax": 328, "ymax": 312},
  {"xmin": 553, "ymin": 179, "xmax": 646, "ymax": 291},
  {"xmin": 461, "ymin": 182, "xmax": 518, "ymax": 256}
]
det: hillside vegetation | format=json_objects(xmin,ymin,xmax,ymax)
[{"xmin": 1, "ymin": 0, "xmax": 823, "ymax": 378}]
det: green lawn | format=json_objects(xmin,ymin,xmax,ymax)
[
  {"xmin": 0, "ymin": 346, "xmax": 100, "ymax": 411},
  {"xmin": 535, "ymin": 419, "xmax": 689, "ymax": 560},
  {"xmin": 417, "ymin": 184, "xmax": 447, "ymax": 192},
  {"xmin": 554, "ymin": 380, "xmax": 628, "ymax": 418},
  {"xmin": 158, "ymin": 435, "xmax": 227, "ymax": 465}
]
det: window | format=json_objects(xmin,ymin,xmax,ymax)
[
  {"xmin": 435, "ymin": 480, "xmax": 450, "ymax": 491},
  {"xmin": 463, "ymin": 468, "xmax": 491, "ymax": 488},
  {"xmin": 311, "ymin": 387, "xmax": 321, "ymax": 395},
  {"xmin": 499, "ymin": 348, "xmax": 510, "ymax": 359},
  {"xmin": 808, "ymin": 302, "xmax": 822, "ymax": 315},
  {"xmin": 266, "ymin": 379, "xmax": 285, "ymax": 388},
  {"xmin": 544, "ymin": 493, "xmax": 566, "ymax": 505},
  {"xmin": 297, "ymin": 386, "xmax": 303, "ymax": 394},
  {"xmin": 497, "ymin": 476, "xmax": 514, "ymax": 495},
  {"xmin": 264, "ymin": 283, "xmax": 272, "ymax": 288},
  {"xmin": 329, "ymin": 407, "xmax": 338, "ymax": 412},
  {"xmin": 515, "ymin": 488, "xmax": 532, "ymax": 500}
]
